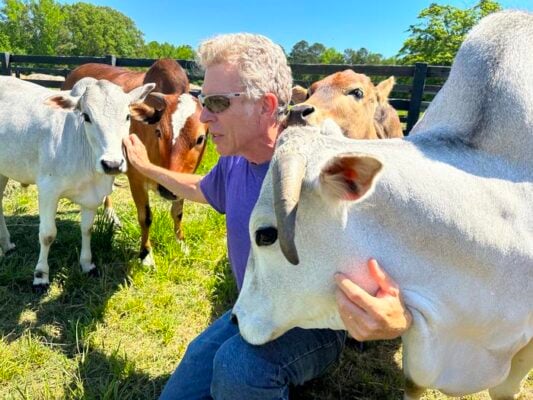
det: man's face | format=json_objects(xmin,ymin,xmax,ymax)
[{"xmin": 200, "ymin": 63, "xmax": 261, "ymax": 158}]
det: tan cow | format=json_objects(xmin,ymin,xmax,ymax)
[
  {"xmin": 288, "ymin": 70, "xmax": 403, "ymax": 139},
  {"xmin": 63, "ymin": 59, "xmax": 208, "ymax": 265}
]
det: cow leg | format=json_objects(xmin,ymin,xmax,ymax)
[
  {"xmin": 171, "ymin": 198, "xmax": 185, "ymax": 240},
  {"xmin": 103, "ymin": 195, "xmax": 121, "ymax": 227},
  {"xmin": 79, "ymin": 207, "xmax": 97, "ymax": 274},
  {"xmin": 34, "ymin": 191, "xmax": 59, "ymax": 290},
  {"xmin": 0, "ymin": 175, "xmax": 15, "ymax": 256},
  {"xmin": 403, "ymin": 377, "xmax": 425, "ymax": 400},
  {"xmin": 171, "ymin": 198, "xmax": 189, "ymax": 254},
  {"xmin": 488, "ymin": 339, "xmax": 533, "ymax": 400},
  {"xmin": 130, "ymin": 180, "xmax": 155, "ymax": 267}
]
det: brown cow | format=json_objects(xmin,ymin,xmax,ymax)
[
  {"xmin": 63, "ymin": 59, "xmax": 208, "ymax": 266},
  {"xmin": 287, "ymin": 70, "xmax": 403, "ymax": 139}
]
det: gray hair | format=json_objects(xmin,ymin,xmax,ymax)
[{"xmin": 197, "ymin": 33, "xmax": 293, "ymax": 119}]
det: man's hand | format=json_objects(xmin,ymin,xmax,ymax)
[
  {"xmin": 335, "ymin": 259, "xmax": 412, "ymax": 341},
  {"xmin": 123, "ymin": 134, "xmax": 151, "ymax": 173}
]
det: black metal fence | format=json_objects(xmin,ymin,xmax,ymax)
[{"xmin": 0, "ymin": 53, "xmax": 451, "ymax": 134}]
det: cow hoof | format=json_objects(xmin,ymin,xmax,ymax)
[
  {"xmin": 87, "ymin": 267, "xmax": 100, "ymax": 278},
  {"xmin": 32, "ymin": 283, "xmax": 50, "ymax": 294},
  {"xmin": 0, "ymin": 241, "xmax": 15, "ymax": 255},
  {"xmin": 141, "ymin": 252, "xmax": 155, "ymax": 267},
  {"xmin": 179, "ymin": 241, "xmax": 190, "ymax": 255}
]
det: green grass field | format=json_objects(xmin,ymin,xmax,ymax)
[{"xmin": 0, "ymin": 141, "xmax": 531, "ymax": 399}]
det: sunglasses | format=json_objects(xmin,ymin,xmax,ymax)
[{"xmin": 198, "ymin": 92, "xmax": 246, "ymax": 113}]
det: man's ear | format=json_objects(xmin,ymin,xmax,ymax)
[
  {"xmin": 261, "ymin": 92, "xmax": 279, "ymax": 117},
  {"xmin": 319, "ymin": 153, "xmax": 383, "ymax": 202}
]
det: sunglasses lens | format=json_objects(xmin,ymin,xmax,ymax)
[{"xmin": 205, "ymin": 95, "xmax": 231, "ymax": 113}]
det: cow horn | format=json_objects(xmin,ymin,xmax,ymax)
[{"xmin": 272, "ymin": 152, "xmax": 306, "ymax": 265}]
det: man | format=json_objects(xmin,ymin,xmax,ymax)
[{"xmin": 123, "ymin": 33, "xmax": 411, "ymax": 400}]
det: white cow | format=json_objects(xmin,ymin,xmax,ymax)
[
  {"xmin": 0, "ymin": 76, "xmax": 155, "ymax": 291},
  {"xmin": 234, "ymin": 10, "xmax": 533, "ymax": 400}
]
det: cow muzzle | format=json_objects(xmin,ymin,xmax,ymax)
[
  {"xmin": 286, "ymin": 104, "xmax": 315, "ymax": 127},
  {"xmin": 158, "ymin": 184, "xmax": 177, "ymax": 200},
  {"xmin": 100, "ymin": 158, "xmax": 126, "ymax": 175}
]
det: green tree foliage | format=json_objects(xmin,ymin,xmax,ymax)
[
  {"xmin": 0, "ymin": 0, "xmax": 31, "ymax": 53},
  {"xmin": 28, "ymin": 0, "xmax": 68, "ymax": 54},
  {"xmin": 63, "ymin": 2, "xmax": 144, "ymax": 56},
  {"xmin": 142, "ymin": 41, "xmax": 196, "ymax": 59},
  {"xmin": 320, "ymin": 47, "xmax": 344, "ymax": 64},
  {"xmin": 0, "ymin": 0, "xmax": 195, "ymax": 58},
  {"xmin": 397, "ymin": 0, "xmax": 502, "ymax": 65},
  {"xmin": 344, "ymin": 47, "xmax": 391, "ymax": 65},
  {"xmin": 288, "ymin": 40, "xmax": 326, "ymax": 63},
  {"xmin": 289, "ymin": 40, "xmax": 389, "ymax": 65}
]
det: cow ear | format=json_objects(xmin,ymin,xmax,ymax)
[
  {"xmin": 144, "ymin": 92, "xmax": 168, "ymax": 111},
  {"xmin": 128, "ymin": 82, "xmax": 156, "ymax": 103},
  {"xmin": 319, "ymin": 153, "xmax": 382, "ymax": 202},
  {"xmin": 44, "ymin": 94, "xmax": 79, "ymax": 110},
  {"xmin": 375, "ymin": 76, "xmax": 395, "ymax": 105},
  {"xmin": 129, "ymin": 102, "xmax": 163, "ymax": 124}
]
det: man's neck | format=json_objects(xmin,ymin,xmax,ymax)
[{"xmin": 242, "ymin": 124, "xmax": 282, "ymax": 164}]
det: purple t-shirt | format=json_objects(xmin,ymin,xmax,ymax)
[{"xmin": 200, "ymin": 156, "xmax": 270, "ymax": 290}]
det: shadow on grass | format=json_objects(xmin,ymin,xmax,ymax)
[
  {"xmin": 291, "ymin": 338, "xmax": 405, "ymax": 399},
  {"xmin": 208, "ymin": 256, "xmax": 237, "ymax": 322},
  {"xmin": 65, "ymin": 348, "xmax": 168, "ymax": 399},
  {"xmin": 0, "ymin": 213, "xmax": 133, "ymax": 351}
]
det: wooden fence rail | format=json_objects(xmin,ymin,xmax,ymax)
[{"xmin": 0, "ymin": 52, "xmax": 451, "ymax": 134}]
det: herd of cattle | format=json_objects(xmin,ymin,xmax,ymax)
[{"xmin": 0, "ymin": 9, "xmax": 531, "ymax": 400}]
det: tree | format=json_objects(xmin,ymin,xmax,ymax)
[
  {"xmin": 142, "ymin": 41, "xmax": 195, "ymax": 59},
  {"xmin": 63, "ymin": 2, "xmax": 144, "ymax": 57},
  {"xmin": 397, "ymin": 0, "xmax": 502, "ymax": 65},
  {"xmin": 344, "ymin": 47, "xmax": 386, "ymax": 65},
  {"xmin": 28, "ymin": 0, "xmax": 68, "ymax": 54},
  {"xmin": 320, "ymin": 47, "xmax": 344, "ymax": 64},
  {"xmin": 0, "ymin": 0, "xmax": 31, "ymax": 53},
  {"xmin": 288, "ymin": 40, "xmax": 327, "ymax": 64}
]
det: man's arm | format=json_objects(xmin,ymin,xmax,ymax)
[
  {"xmin": 335, "ymin": 259, "xmax": 412, "ymax": 341},
  {"xmin": 123, "ymin": 134, "xmax": 207, "ymax": 204}
]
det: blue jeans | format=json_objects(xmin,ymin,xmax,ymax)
[{"xmin": 159, "ymin": 309, "xmax": 346, "ymax": 400}]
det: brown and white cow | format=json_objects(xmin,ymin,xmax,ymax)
[
  {"xmin": 287, "ymin": 70, "xmax": 403, "ymax": 139},
  {"xmin": 63, "ymin": 59, "xmax": 208, "ymax": 265}
]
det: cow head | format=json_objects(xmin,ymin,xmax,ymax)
[
  {"xmin": 233, "ymin": 121, "xmax": 383, "ymax": 345},
  {"xmin": 129, "ymin": 92, "xmax": 208, "ymax": 199},
  {"xmin": 287, "ymin": 70, "xmax": 402, "ymax": 139},
  {"xmin": 46, "ymin": 79, "xmax": 155, "ymax": 175}
]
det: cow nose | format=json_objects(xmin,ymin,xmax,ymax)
[
  {"xmin": 230, "ymin": 313, "xmax": 239, "ymax": 326},
  {"xmin": 158, "ymin": 184, "xmax": 177, "ymax": 200},
  {"xmin": 286, "ymin": 104, "xmax": 315, "ymax": 126},
  {"xmin": 101, "ymin": 159, "xmax": 124, "ymax": 175}
]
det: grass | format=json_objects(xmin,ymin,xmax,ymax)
[{"xmin": 0, "ymin": 140, "xmax": 531, "ymax": 399}]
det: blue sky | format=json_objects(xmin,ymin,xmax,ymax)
[{"xmin": 60, "ymin": 0, "xmax": 532, "ymax": 57}]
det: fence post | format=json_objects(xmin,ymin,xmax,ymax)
[
  {"xmin": 0, "ymin": 52, "xmax": 10, "ymax": 76},
  {"xmin": 405, "ymin": 62, "xmax": 428, "ymax": 135},
  {"xmin": 105, "ymin": 54, "xmax": 116, "ymax": 66}
]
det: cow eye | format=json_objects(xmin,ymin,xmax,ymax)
[
  {"xmin": 196, "ymin": 135, "xmax": 205, "ymax": 146},
  {"xmin": 348, "ymin": 88, "xmax": 364, "ymax": 99},
  {"xmin": 155, "ymin": 128, "xmax": 162, "ymax": 138},
  {"xmin": 126, "ymin": 114, "xmax": 130, "ymax": 121},
  {"xmin": 82, "ymin": 113, "xmax": 91, "ymax": 123},
  {"xmin": 255, "ymin": 227, "xmax": 278, "ymax": 246}
]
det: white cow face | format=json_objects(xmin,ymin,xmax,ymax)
[
  {"xmin": 234, "ymin": 123, "xmax": 383, "ymax": 345},
  {"xmin": 46, "ymin": 79, "xmax": 155, "ymax": 175}
]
